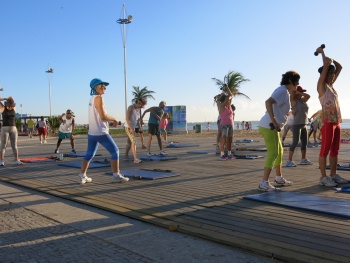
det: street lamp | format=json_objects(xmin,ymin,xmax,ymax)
[
  {"xmin": 45, "ymin": 66, "xmax": 54, "ymax": 117},
  {"xmin": 117, "ymin": 4, "xmax": 133, "ymax": 116},
  {"xmin": 0, "ymin": 87, "xmax": 3, "ymax": 121}
]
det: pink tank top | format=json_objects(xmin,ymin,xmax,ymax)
[
  {"xmin": 319, "ymin": 83, "xmax": 342, "ymax": 127},
  {"xmin": 220, "ymin": 107, "xmax": 234, "ymax": 125}
]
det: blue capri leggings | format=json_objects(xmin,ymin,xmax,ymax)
[
  {"xmin": 84, "ymin": 134, "xmax": 119, "ymax": 162},
  {"xmin": 258, "ymin": 126, "xmax": 283, "ymax": 169}
]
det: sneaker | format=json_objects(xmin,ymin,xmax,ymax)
[
  {"xmin": 331, "ymin": 174, "xmax": 349, "ymax": 184},
  {"xmin": 71, "ymin": 149, "xmax": 76, "ymax": 153},
  {"xmin": 274, "ymin": 177, "xmax": 293, "ymax": 186},
  {"xmin": 319, "ymin": 176, "xmax": 337, "ymax": 187},
  {"xmin": 44, "ymin": 140, "xmax": 47, "ymax": 144},
  {"xmin": 147, "ymin": 152, "xmax": 152, "ymax": 157},
  {"xmin": 40, "ymin": 140, "xmax": 43, "ymax": 144},
  {"xmin": 159, "ymin": 151, "xmax": 167, "ymax": 156},
  {"xmin": 227, "ymin": 154, "xmax": 236, "ymax": 160},
  {"xmin": 54, "ymin": 149, "xmax": 59, "ymax": 154},
  {"xmin": 258, "ymin": 181, "xmax": 276, "ymax": 192},
  {"xmin": 220, "ymin": 155, "xmax": 228, "ymax": 161},
  {"xmin": 0, "ymin": 160, "xmax": 4, "ymax": 166},
  {"xmin": 112, "ymin": 173, "xmax": 129, "ymax": 183},
  {"xmin": 286, "ymin": 160, "xmax": 297, "ymax": 167},
  {"xmin": 15, "ymin": 160, "xmax": 23, "ymax": 165},
  {"xmin": 79, "ymin": 174, "xmax": 92, "ymax": 184},
  {"xmin": 141, "ymin": 145, "xmax": 147, "ymax": 149},
  {"xmin": 123, "ymin": 156, "xmax": 130, "ymax": 161},
  {"xmin": 134, "ymin": 158, "xmax": 142, "ymax": 164},
  {"xmin": 300, "ymin": 159, "xmax": 313, "ymax": 165}
]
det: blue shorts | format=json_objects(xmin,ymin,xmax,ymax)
[{"xmin": 58, "ymin": 131, "xmax": 71, "ymax": 140}]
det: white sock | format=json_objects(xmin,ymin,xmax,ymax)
[
  {"xmin": 221, "ymin": 151, "xmax": 225, "ymax": 156},
  {"xmin": 227, "ymin": 151, "xmax": 232, "ymax": 155},
  {"xmin": 275, "ymin": 175, "xmax": 282, "ymax": 181}
]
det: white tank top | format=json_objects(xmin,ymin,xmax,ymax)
[
  {"xmin": 59, "ymin": 116, "xmax": 74, "ymax": 133},
  {"xmin": 88, "ymin": 95, "xmax": 109, "ymax": 135},
  {"xmin": 124, "ymin": 104, "xmax": 140, "ymax": 128}
]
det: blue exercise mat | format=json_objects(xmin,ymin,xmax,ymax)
[
  {"xmin": 64, "ymin": 153, "xmax": 102, "ymax": 158},
  {"xmin": 244, "ymin": 191, "xmax": 350, "ymax": 219},
  {"xmin": 335, "ymin": 186, "xmax": 350, "ymax": 193},
  {"xmin": 187, "ymin": 149, "xmax": 218, "ymax": 154},
  {"xmin": 139, "ymin": 155, "xmax": 177, "ymax": 161},
  {"xmin": 166, "ymin": 143, "xmax": 199, "ymax": 148},
  {"xmin": 233, "ymin": 155, "xmax": 264, "ymax": 159},
  {"xmin": 105, "ymin": 169, "xmax": 180, "ymax": 180},
  {"xmin": 235, "ymin": 139, "xmax": 259, "ymax": 143},
  {"xmin": 58, "ymin": 161, "xmax": 109, "ymax": 168},
  {"xmin": 326, "ymin": 165, "xmax": 350, "ymax": 171},
  {"xmin": 236, "ymin": 147, "xmax": 267, "ymax": 152}
]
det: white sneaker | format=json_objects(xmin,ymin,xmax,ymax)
[
  {"xmin": 40, "ymin": 141, "xmax": 43, "ymax": 144},
  {"xmin": 78, "ymin": 174, "xmax": 92, "ymax": 184},
  {"xmin": 319, "ymin": 176, "xmax": 337, "ymax": 187},
  {"xmin": 286, "ymin": 160, "xmax": 297, "ymax": 167},
  {"xmin": 112, "ymin": 173, "xmax": 129, "ymax": 183},
  {"xmin": 15, "ymin": 160, "xmax": 23, "ymax": 165},
  {"xmin": 258, "ymin": 181, "xmax": 276, "ymax": 192},
  {"xmin": 147, "ymin": 152, "xmax": 152, "ymax": 157},
  {"xmin": 44, "ymin": 140, "xmax": 47, "ymax": 144},
  {"xmin": 159, "ymin": 151, "xmax": 167, "ymax": 156},
  {"xmin": 133, "ymin": 158, "xmax": 142, "ymax": 164},
  {"xmin": 300, "ymin": 159, "xmax": 313, "ymax": 165},
  {"xmin": 274, "ymin": 177, "xmax": 293, "ymax": 186},
  {"xmin": 331, "ymin": 174, "xmax": 349, "ymax": 184},
  {"xmin": 0, "ymin": 160, "xmax": 4, "ymax": 166}
]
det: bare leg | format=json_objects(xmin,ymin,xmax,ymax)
[
  {"xmin": 111, "ymin": 159, "xmax": 120, "ymax": 173},
  {"xmin": 262, "ymin": 167, "xmax": 272, "ymax": 181},
  {"xmin": 329, "ymin": 156, "xmax": 338, "ymax": 176},
  {"xmin": 80, "ymin": 159, "xmax": 90, "ymax": 174},
  {"xmin": 275, "ymin": 165, "xmax": 282, "ymax": 177},
  {"xmin": 288, "ymin": 150, "xmax": 294, "ymax": 161},
  {"xmin": 319, "ymin": 156, "xmax": 327, "ymax": 178},
  {"xmin": 156, "ymin": 134, "xmax": 163, "ymax": 151},
  {"xmin": 301, "ymin": 149, "xmax": 306, "ymax": 159},
  {"xmin": 147, "ymin": 134, "xmax": 152, "ymax": 152}
]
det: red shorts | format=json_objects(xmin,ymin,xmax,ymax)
[
  {"xmin": 319, "ymin": 122, "xmax": 340, "ymax": 158},
  {"xmin": 38, "ymin": 127, "xmax": 47, "ymax": 136}
]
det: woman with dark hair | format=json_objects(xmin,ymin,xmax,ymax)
[
  {"xmin": 0, "ymin": 96, "xmax": 22, "ymax": 166},
  {"xmin": 316, "ymin": 48, "xmax": 348, "ymax": 186},
  {"xmin": 257, "ymin": 71, "xmax": 300, "ymax": 191},
  {"xmin": 286, "ymin": 86, "xmax": 312, "ymax": 167}
]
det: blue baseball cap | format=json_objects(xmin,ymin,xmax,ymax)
[{"xmin": 90, "ymin": 78, "xmax": 109, "ymax": 89}]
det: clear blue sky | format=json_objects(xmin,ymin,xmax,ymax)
[{"xmin": 1, "ymin": 0, "xmax": 350, "ymax": 124}]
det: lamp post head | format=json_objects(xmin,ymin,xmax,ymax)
[{"xmin": 127, "ymin": 15, "xmax": 133, "ymax": 22}]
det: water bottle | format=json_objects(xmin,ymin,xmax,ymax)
[{"xmin": 59, "ymin": 153, "xmax": 63, "ymax": 161}]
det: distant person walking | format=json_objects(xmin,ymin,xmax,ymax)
[
  {"xmin": 257, "ymin": 71, "xmax": 300, "ymax": 191},
  {"xmin": 37, "ymin": 116, "xmax": 47, "ymax": 144},
  {"xmin": 286, "ymin": 86, "xmax": 312, "ymax": 167},
  {"xmin": 0, "ymin": 97, "xmax": 22, "ymax": 166},
  {"xmin": 54, "ymin": 109, "xmax": 76, "ymax": 154},
  {"xmin": 79, "ymin": 78, "xmax": 129, "ymax": 184},
  {"xmin": 308, "ymin": 110, "xmax": 321, "ymax": 144},
  {"xmin": 316, "ymin": 48, "xmax": 348, "ymax": 186},
  {"xmin": 141, "ymin": 101, "xmax": 167, "ymax": 157},
  {"xmin": 27, "ymin": 116, "xmax": 35, "ymax": 138}
]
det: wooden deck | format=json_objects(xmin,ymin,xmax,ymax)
[{"xmin": 1, "ymin": 134, "xmax": 350, "ymax": 263}]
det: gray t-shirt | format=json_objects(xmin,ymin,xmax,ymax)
[{"xmin": 292, "ymin": 99, "xmax": 309, "ymax": 125}]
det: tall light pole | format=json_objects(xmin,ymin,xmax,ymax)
[
  {"xmin": 117, "ymin": 4, "xmax": 133, "ymax": 116},
  {"xmin": 45, "ymin": 66, "xmax": 54, "ymax": 117}
]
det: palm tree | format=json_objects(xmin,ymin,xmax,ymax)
[
  {"xmin": 131, "ymin": 86, "xmax": 156, "ymax": 104},
  {"xmin": 212, "ymin": 71, "xmax": 250, "ymax": 100},
  {"xmin": 131, "ymin": 86, "xmax": 156, "ymax": 125}
]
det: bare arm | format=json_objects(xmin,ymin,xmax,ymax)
[
  {"xmin": 300, "ymin": 92, "xmax": 311, "ymax": 103},
  {"xmin": 317, "ymin": 56, "xmax": 332, "ymax": 97},
  {"xmin": 94, "ymin": 95, "xmax": 119, "ymax": 126},
  {"xmin": 332, "ymin": 59, "xmax": 342, "ymax": 83}
]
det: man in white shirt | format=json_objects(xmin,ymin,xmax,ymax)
[{"xmin": 54, "ymin": 109, "xmax": 76, "ymax": 154}]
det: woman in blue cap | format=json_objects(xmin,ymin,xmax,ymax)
[{"xmin": 78, "ymin": 78, "xmax": 129, "ymax": 184}]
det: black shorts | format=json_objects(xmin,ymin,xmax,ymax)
[
  {"xmin": 148, "ymin": 123, "xmax": 160, "ymax": 136},
  {"xmin": 135, "ymin": 127, "xmax": 143, "ymax": 134}
]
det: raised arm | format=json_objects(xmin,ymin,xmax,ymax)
[{"xmin": 317, "ymin": 55, "xmax": 332, "ymax": 97}]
